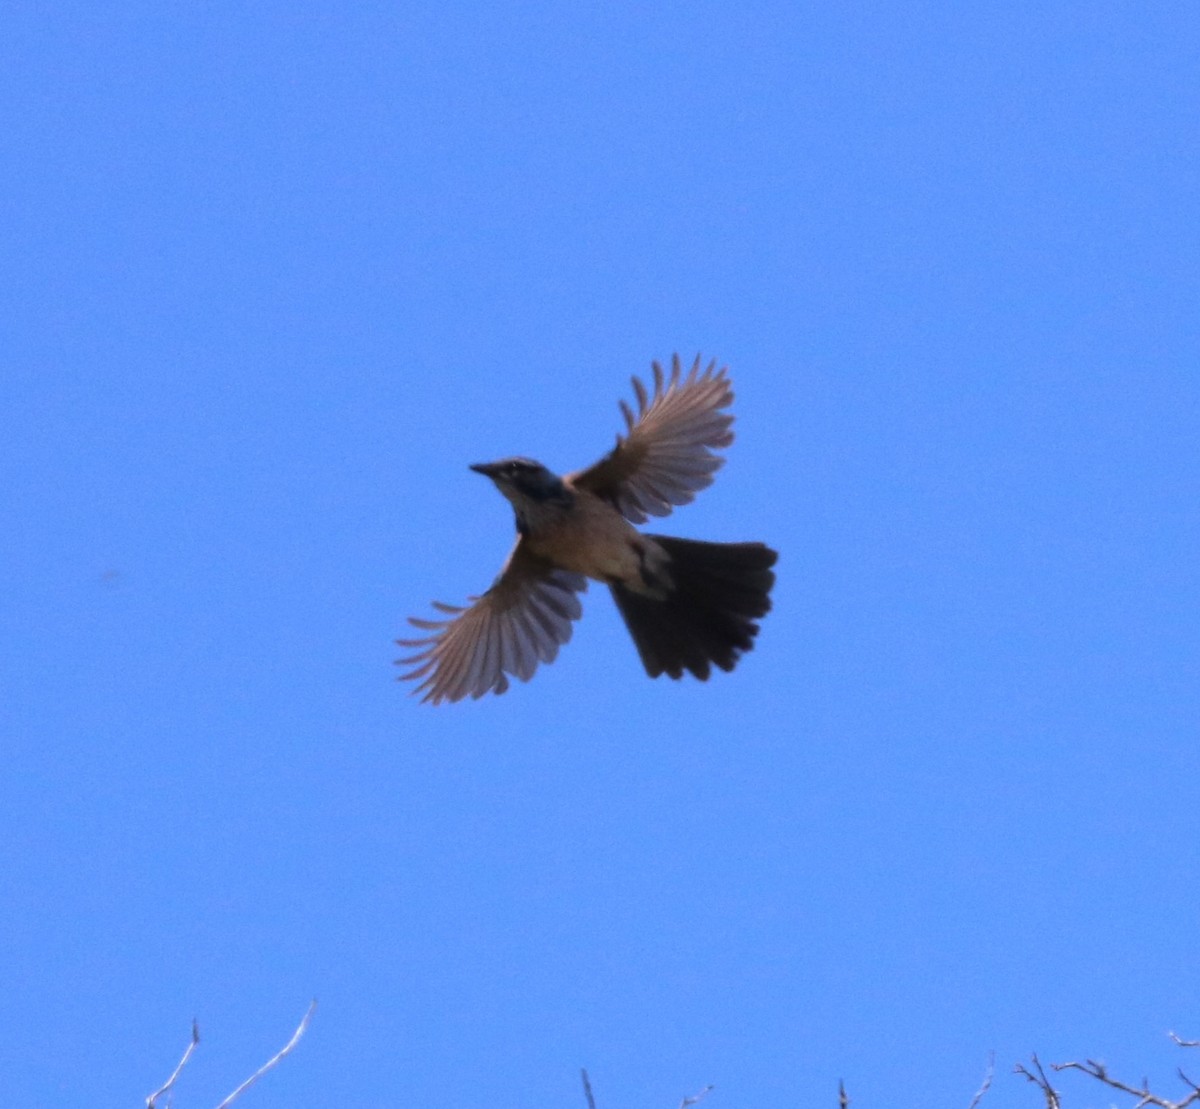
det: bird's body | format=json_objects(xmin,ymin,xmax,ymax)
[
  {"xmin": 397, "ymin": 355, "xmax": 777, "ymax": 703},
  {"xmin": 518, "ymin": 486, "xmax": 663, "ymax": 591}
]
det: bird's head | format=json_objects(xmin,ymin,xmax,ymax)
[{"xmin": 470, "ymin": 457, "xmax": 571, "ymax": 512}]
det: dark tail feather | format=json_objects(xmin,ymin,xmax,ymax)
[{"xmin": 610, "ymin": 536, "xmax": 777, "ymax": 681}]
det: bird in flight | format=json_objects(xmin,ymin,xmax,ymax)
[{"xmin": 397, "ymin": 354, "xmax": 777, "ymax": 703}]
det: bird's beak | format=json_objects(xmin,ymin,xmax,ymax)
[{"xmin": 469, "ymin": 461, "xmax": 500, "ymax": 478}]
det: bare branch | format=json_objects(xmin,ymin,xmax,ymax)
[
  {"xmin": 213, "ymin": 999, "xmax": 317, "ymax": 1109},
  {"xmin": 1054, "ymin": 1060, "xmax": 1156, "ymax": 1107},
  {"xmin": 967, "ymin": 1052, "xmax": 995, "ymax": 1109},
  {"xmin": 1031, "ymin": 1035, "xmax": 1200, "ymax": 1109},
  {"xmin": 1015, "ymin": 1054, "xmax": 1061, "ymax": 1109},
  {"xmin": 146, "ymin": 1020, "xmax": 200, "ymax": 1109},
  {"xmin": 1052, "ymin": 1057, "xmax": 1200, "ymax": 1109},
  {"xmin": 578, "ymin": 1069, "xmax": 709, "ymax": 1109},
  {"xmin": 838, "ymin": 1079, "xmax": 849, "ymax": 1109}
]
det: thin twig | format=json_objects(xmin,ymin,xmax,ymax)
[
  {"xmin": 1038, "ymin": 1035, "xmax": 1200, "ymax": 1109},
  {"xmin": 213, "ymin": 999, "xmax": 317, "ymax": 1109},
  {"xmin": 1015, "ymin": 1054, "xmax": 1061, "ymax": 1109},
  {"xmin": 581, "ymin": 1068, "xmax": 597, "ymax": 1109},
  {"xmin": 679, "ymin": 1084, "xmax": 713, "ymax": 1109},
  {"xmin": 146, "ymin": 1020, "xmax": 200, "ymax": 1109},
  {"xmin": 966, "ymin": 1052, "xmax": 995, "ymax": 1109},
  {"xmin": 1053, "ymin": 1058, "xmax": 1189, "ymax": 1109},
  {"xmin": 838, "ymin": 1078, "xmax": 849, "ymax": 1109}
]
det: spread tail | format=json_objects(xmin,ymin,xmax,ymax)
[{"xmin": 610, "ymin": 536, "xmax": 777, "ymax": 680}]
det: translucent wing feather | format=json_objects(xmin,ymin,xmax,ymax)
[
  {"xmin": 396, "ymin": 540, "xmax": 587, "ymax": 704},
  {"xmin": 569, "ymin": 354, "xmax": 734, "ymax": 523}
]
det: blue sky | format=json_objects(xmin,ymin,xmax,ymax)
[{"xmin": 2, "ymin": 2, "xmax": 1197, "ymax": 1106}]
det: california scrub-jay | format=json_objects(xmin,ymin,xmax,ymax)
[{"xmin": 398, "ymin": 355, "xmax": 777, "ymax": 703}]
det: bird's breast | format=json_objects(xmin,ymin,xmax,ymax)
[{"xmin": 524, "ymin": 494, "xmax": 647, "ymax": 584}]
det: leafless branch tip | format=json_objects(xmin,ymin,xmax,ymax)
[
  {"xmin": 1025, "ymin": 1033, "xmax": 1200, "ymax": 1109},
  {"xmin": 146, "ymin": 1019, "xmax": 201, "ymax": 1109},
  {"xmin": 679, "ymin": 1083, "xmax": 713, "ymax": 1109},
  {"xmin": 213, "ymin": 999, "xmax": 317, "ymax": 1109},
  {"xmin": 1015, "ymin": 1054, "xmax": 1061, "ymax": 1109},
  {"xmin": 967, "ymin": 1052, "xmax": 995, "ymax": 1109}
]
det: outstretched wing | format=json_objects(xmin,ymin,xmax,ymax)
[
  {"xmin": 396, "ymin": 539, "xmax": 587, "ymax": 705},
  {"xmin": 569, "ymin": 354, "xmax": 734, "ymax": 524}
]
